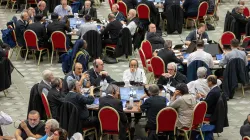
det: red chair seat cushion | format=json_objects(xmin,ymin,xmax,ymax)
[
  {"xmin": 38, "ymin": 47, "xmax": 48, "ymax": 51},
  {"xmin": 181, "ymin": 127, "xmax": 190, "ymax": 131},
  {"xmin": 106, "ymin": 44, "xmax": 116, "ymax": 49},
  {"xmin": 83, "ymin": 127, "xmax": 95, "ymax": 131},
  {"xmin": 204, "ymin": 117, "xmax": 210, "ymax": 122}
]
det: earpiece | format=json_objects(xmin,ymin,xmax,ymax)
[{"xmin": 129, "ymin": 59, "xmax": 138, "ymax": 68}]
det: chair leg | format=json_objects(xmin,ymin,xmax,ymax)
[
  {"xmin": 16, "ymin": 47, "xmax": 21, "ymax": 60},
  {"xmin": 11, "ymin": 1, "xmax": 15, "ymax": 12},
  {"xmin": 199, "ymin": 128, "xmax": 204, "ymax": 140},
  {"xmin": 128, "ymin": 131, "xmax": 131, "ymax": 140},
  {"xmin": 38, "ymin": 51, "xmax": 42, "ymax": 66},
  {"xmin": 100, "ymin": 134, "xmax": 103, "ymax": 140},
  {"xmin": 242, "ymin": 84, "xmax": 245, "ymax": 97},
  {"xmin": 3, "ymin": 90, "xmax": 7, "ymax": 97},
  {"xmin": 51, "ymin": 51, "xmax": 54, "ymax": 65},
  {"xmin": 4, "ymin": 0, "xmax": 9, "ymax": 11},
  {"xmin": 185, "ymin": 19, "xmax": 188, "ymax": 28},
  {"xmin": 183, "ymin": 131, "xmax": 189, "ymax": 140},
  {"xmin": 82, "ymin": 131, "xmax": 86, "ymax": 139},
  {"xmin": 24, "ymin": 49, "xmax": 29, "ymax": 63},
  {"xmin": 94, "ymin": 129, "xmax": 98, "ymax": 140},
  {"xmin": 194, "ymin": 19, "xmax": 197, "ymax": 29},
  {"xmin": 47, "ymin": 49, "xmax": 50, "ymax": 62}
]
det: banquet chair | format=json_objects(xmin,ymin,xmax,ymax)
[
  {"xmin": 138, "ymin": 49, "xmax": 152, "ymax": 73},
  {"xmin": 178, "ymin": 101, "xmax": 207, "ymax": 140},
  {"xmin": 207, "ymin": 0, "xmax": 219, "ymax": 27},
  {"xmin": 140, "ymin": 40, "xmax": 153, "ymax": 60},
  {"xmin": 137, "ymin": 4, "xmax": 150, "ymax": 22},
  {"xmin": 219, "ymin": 31, "xmax": 236, "ymax": 46},
  {"xmin": 243, "ymin": 136, "xmax": 250, "ymax": 140},
  {"xmin": 242, "ymin": 36, "xmax": 250, "ymax": 49},
  {"xmin": 51, "ymin": 31, "xmax": 68, "ymax": 65},
  {"xmin": 25, "ymin": 0, "xmax": 37, "ymax": 9},
  {"xmin": 118, "ymin": 1, "xmax": 127, "ymax": 17},
  {"xmin": 24, "ymin": 30, "xmax": 49, "ymax": 66},
  {"xmin": 4, "ymin": 0, "xmax": 17, "ymax": 12},
  {"xmin": 98, "ymin": 106, "xmax": 131, "ymax": 140},
  {"xmin": 150, "ymin": 56, "xmax": 165, "ymax": 83},
  {"xmin": 243, "ymin": 7, "xmax": 250, "ymax": 17},
  {"xmin": 156, "ymin": 107, "xmax": 178, "ymax": 139},
  {"xmin": 41, "ymin": 93, "xmax": 52, "ymax": 119},
  {"xmin": 185, "ymin": 1, "xmax": 209, "ymax": 29}
]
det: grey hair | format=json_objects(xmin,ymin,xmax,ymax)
[
  {"xmin": 68, "ymin": 79, "xmax": 77, "ymax": 91},
  {"xmin": 105, "ymin": 84, "xmax": 119, "ymax": 95},
  {"xmin": 42, "ymin": 70, "xmax": 53, "ymax": 81},
  {"xmin": 167, "ymin": 62, "xmax": 177, "ymax": 71},
  {"xmin": 45, "ymin": 119, "xmax": 59, "ymax": 130},
  {"xmin": 197, "ymin": 67, "xmax": 207, "ymax": 78},
  {"xmin": 148, "ymin": 84, "xmax": 159, "ymax": 96},
  {"xmin": 51, "ymin": 77, "xmax": 61, "ymax": 88},
  {"xmin": 235, "ymin": 5, "xmax": 244, "ymax": 11}
]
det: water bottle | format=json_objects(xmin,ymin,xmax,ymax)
[
  {"xmin": 166, "ymin": 90, "xmax": 171, "ymax": 102},
  {"xmin": 101, "ymin": 92, "xmax": 106, "ymax": 97},
  {"xmin": 161, "ymin": 90, "xmax": 166, "ymax": 97},
  {"xmin": 129, "ymin": 95, "xmax": 134, "ymax": 108},
  {"xmin": 103, "ymin": 79, "xmax": 108, "ymax": 90}
]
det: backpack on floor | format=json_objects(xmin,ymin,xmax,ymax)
[
  {"xmin": 60, "ymin": 50, "xmax": 73, "ymax": 74},
  {"xmin": 1, "ymin": 28, "xmax": 16, "ymax": 48}
]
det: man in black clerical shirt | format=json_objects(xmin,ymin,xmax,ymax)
[{"xmin": 79, "ymin": 1, "xmax": 97, "ymax": 20}]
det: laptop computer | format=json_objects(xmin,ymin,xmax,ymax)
[
  {"xmin": 120, "ymin": 86, "xmax": 145, "ymax": 101},
  {"xmin": 216, "ymin": 54, "xmax": 223, "ymax": 60},
  {"xmin": 185, "ymin": 41, "xmax": 197, "ymax": 53},
  {"xmin": 204, "ymin": 43, "xmax": 223, "ymax": 57}
]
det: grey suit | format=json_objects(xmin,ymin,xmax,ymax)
[{"xmin": 38, "ymin": 80, "xmax": 51, "ymax": 95}]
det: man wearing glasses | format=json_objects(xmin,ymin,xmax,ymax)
[
  {"xmin": 14, "ymin": 110, "xmax": 45, "ymax": 140},
  {"xmin": 157, "ymin": 62, "xmax": 187, "ymax": 87}
]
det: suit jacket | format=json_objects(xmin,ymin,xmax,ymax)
[
  {"xmin": 204, "ymin": 86, "xmax": 221, "ymax": 115},
  {"xmin": 79, "ymin": 7, "xmax": 97, "ymax": 20},
  {"xmin": 182, "ymin": 0, "xmax": 199, "ymax": 14},
  {"xmin": 231, "ymin": 12, "xmax": 250, "ymax": 39},
  {"xmin": 38, "ymin": 80, "xmax": 52, "ymax": 95},
  {"xmin": 47, "ymin": 88, "xmax": 65, "ymax": 119},
  {"xmin": 186, "ymin": 29, "xmax": 209, "ymax": 41},
  {"xmin": 157, "ymin": 71, "xmax": 188, "ymax": 87},
  {"xmin": 64, "ymin": 91, "xmax": 94, "ymax": 120},
  {"xmin": 15, "ymin": 19, "xmax": 28, "ymax": 47},
  {"xmin": 157, "ymin": 48, "xmax": 182, "ymax": 71},
  {"xmin": 146, "ymin": 32, "xmax": 165, "ymax": 52},
  {"xmin": 47, "ymin": 20, "xmax": 71, "ymax": 38},
  {"xmin": 35, "ymin": 7, "xmax": 48, "ymax": 18},
  {"xmin": 99, "ymin": 95, "xmax": 127, "ymax": 124},
  {"xmin": 123, "ymin": 0, "xmax": 138, "ymax": 10},
  {"xmin": 27, "ymin": 22, "xmax": 48, "ymax": 46},
  {"xmin": 101, "ymin": 20, "xmax": 123, "ymax": 43},
  {"xmin": 87, "ymin": 68, "xmax": 115, "ymax": 86}
]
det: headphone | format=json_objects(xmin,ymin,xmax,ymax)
[
  {"xmin": 129, "ymin": 59, "xmax": 139, "ymax": 68},
  {"xmin": 93, "ymin": 59, "xmax": 98, "ymax": 68}
]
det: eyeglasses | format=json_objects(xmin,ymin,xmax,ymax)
[
  {"xmin": 167, "ymin": 69, "xmax": 174, "ymax": 71},
  {"xmin": 28, "ymin": 118, "xmax": 38, "ymax": 121},
  {"xmin": 130, "ymin": 64, "xmax": 137, "ymax": 67}
]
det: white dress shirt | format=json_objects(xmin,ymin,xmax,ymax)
[
  {"xmin": 187, "ymin": 49, "xmax": 214, "ymax": 68},
  {"xmin": 122, "ymin": 21, "xmax": 137, "ymax": 36},
  {"xmin": 187, "ymin": 78, "xmax": 222, "ymax": 95},
  {"xmin": 123, "ymin": 68, "xmax": 147, "ymax": 84}
]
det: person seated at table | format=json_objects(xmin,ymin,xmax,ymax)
[
  {"xmin": 27, "ymin": 7, "xmax": 36, "ymax": 22},
  {"xmin": 111, "ymin": 4, "xmax": 126, "ymax": 22},
  {"xmin": 15, "ymin": 11, "xmax": 31, "ymax": 49},
  {"xmin": 139, "ymin": 84, "xmax": 167, "ymax": 139},
  {"xmin": 196, "ymin": 75, "xmax": 221, "ymax": 117},
  {"xmin": 182, "ymin": 0, "xmax": 199, "ymax": 18},
  {"xmin": 50, "ymin": 128, "xmax": 68, "ymax": 140},
  {"xmin": 240, "ymin": 114, "xmax": 250, "ymax": 138},
  {"xmin": 39, "ymin": 119, "xmax": 59, "ymax": 140},
  {"xmin": 188, "ymin": 67, "xmax": 221, "ymax": 95},
  {"xmin": 185, "ymin": 23, "xmax": 209, "ymax": 46},
  {"xmin": 232, "ymin": 0, "xmax": 245, "ymax": 13},
  {"xmin": 157, "ymin": 62, "xmax": 188, "ymax": 87},
  {"xmin": 38, "ymin": 69, "xmax": 54, "ymax": 95},
  {"xmin": 65, "ymin": 79, "xmax": 99, "ymax": 128},
  {"xmin": 155, "ymin": 40, "xmax": 183, "ymax": 71},
  {"xmin": 14, "ymin": 110, "xmax": 45, "ymax": 140},
  {"xmin": 219, "ymin": 39, "xmax": 248, "ymax": 67},
  {"xmin": 79, "ymin": 0, "xmax": 97, "ymax": 20},
  {"xmin": 100, "ymin": 13, "xmax": 122, "ymax": 49},
  {"xmin": 123, "ymin": 59, "xmax": 147, "ymax": 84},
  {"xmin": 54, "ymin": 0, "xmax": 73, "ymax": 18},
  {"xmin": 47, "ymin": 12, "xmax": 72, "ymax": 49},
  {"xmin": 99, "ymin": 84, "xmax": 128, "ymax": 140},
  {"xmin": 77, "ymin": 15, "xmax": 98, "ymax": 38},
  {"xmin": 35, "ymin": 1, "xmax": 48, "ymax": 18},
  {"xmin": 170, "ymin": 83, "xmax": 196, "ymax": 128},
  {"xmin": 123, "ymin": 0, "xmax": 138, "ymax": 10},
  {"xmin": 138, "ymin": 0, "xmax": 159, "ymax": 26},
  {"xmin": 187, "ymin": 39, "xmax": 214, "ymax": 68},
  {"xmin": 63, "ymin": 62, "xmax": 90, "ymax": 94},
  {"xmin": 146, "ymin": 23, "xmax": 165, "ymax": 52},
  {"xmin": 120, "ymin": 9, "xmax": 138, "ymax": 36},
  {"xmin": 88, "ymin": 59, "xmax": 115, "ymax": 86},
  {"xmin": 47, "ymin": 78, "xmax": 65, "ymax": 120},
  {"xmin": 231, "ymin": 6, "xmax": 250, "ymax": 40}
]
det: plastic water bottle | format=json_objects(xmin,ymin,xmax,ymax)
[
  {"xmin": 161, "ymin": 90, "xmax": 166, "ymax": 97},
  {"xmin": 129, "ymin": 95, "xmax": 134, "ymax": 107},
  {"xmin": 103, "ymin": 79, "xmax": 108, "ymax": 90}
]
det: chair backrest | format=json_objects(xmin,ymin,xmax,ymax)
[
  {"xmin": 41, "ymin": 93, "xmax": 52, "ymax": 119},
  {"xmin": 151, "ymin": 56, "xmax": 165, "ymax": 78},
  {"xmin": 243, "ymin": 136, "xmax": 250, "ymax": 140},
  {"xmin": 220, "ymin": 31, "xmax": 236, "ymax": 45},
  {"xmin": 156, "ymin": 107, "xmax": 178, "ymax": 134},
  {"xmin": 51, "ymin": 31, "xmax": 67, "ymax": 52},
  {"xmin": 7, "ymin": 25, "xmax": 17, "ymax": 43},
  {"xmin": 108, "ymin": 0, "xmax": 114, "ymax": 11},
  {"xmin": 243, "ymin": 36, "xmax": 250, "ymax": 48},
  {"xmin": 98, "ymin": 106, "xmax": 120, "ymax": 133},
  {"xmin": 118, "ymin": 1, "xmax": 128, "ymax": 17},
  {"xmin": 243, "ymin": 7, "xmax": 250, "ymax": 17},
  {"xmin": 140, "ymin": 40, "xmax": 153, "ymax": 60},
  {"xmin": 138, "ymin": 49, "xmax": 147, "ymax": 69},
  {"xmin": 190, "ymin": 101, "xmax": 207, "ymax": 130},
  {"xmin": 197, "ymin": 2, "xmax": 209, "ymax": 18},
  {"xmin": 24, "ymin": 30, "xmax": 39, "ymax": 50},
  {"xmin": 27, "ymin": 0, "xmax": 37, "ymax": 4},
  {"xmin": 137, "ymin": 4, "xmax": 150, "ymax": 20}
]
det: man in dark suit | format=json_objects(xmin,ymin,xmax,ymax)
[
  {"xmin": 47, "ymin": 12, "xmax": 72, "ymax": 48},
  {"xmin": 157, "ymin": 62, "xmax": 188, "ymax": 87},
  {"xmin": 197, "ymin": 75, "xmax": 221, "ymax": 116},
  {"xmin": 146, "ymin": 23, "xmax": 165, "ymax": 51},
  {"xmin": 88, "ymin": 59, "xmax": 115, "ymax": 86},
  {"xmin": 38, "ymin": 70, "xmax": 54, "ymax": 95},
  {"xmin": 27, "ymin": 14, "xmax": 48, "ymax": 48},
  {"xmin": 112, "ymin": 4, "xmax": 126, "ymax": 22},
  {"xmin": 79, "ymin": 1, "xmax": 97, "ymax": 20},
  {"xmin": 47, "ymin": 78, "xmax": 65, "ymax": 120},
  {"xmin": 156, "ymin": 40, "xmax": 183, "ymax": 71},
  {"xmin": 182, "ymin": 0, "xmax": 199, "ymax": 18},
  {"xmin": 64, "ymin": 79, "xmax": 98, "ymax": 128},
  {"xmin": 35, "ymin": 1, "xmax": 48, "ymax": 18},
  {"xmin": 99, "ymin": 84, "xmax": 128, "ymax": 140},
  {"xmin": 139, "ymin": 0, "xmax": 160, "ymax": 26},
  {"xmin": 123, "ymin": 0, "xmax": 138, "ymax": 10},
  {"xmin": 15, "ymin": 11, "xmax": 30, "ymax": 48},
  {"xmin": 185, "ymin": 23, "xmax": 209, "ymax": 46},
  {"xmin": 100, "ymin": 13, "xmax": 122, "ymax": 48}
]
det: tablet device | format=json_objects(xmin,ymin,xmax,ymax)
[
  {"xmin": 93, "ymin": 98, "xmax": 99, "ymax": 105},
  {"xmin": 216, "ymin": 54, "xmax": 223, "ymax": 60},
  {"xmin": 120, "ymin": 86, "xmax": 145, "ymax": 101}
]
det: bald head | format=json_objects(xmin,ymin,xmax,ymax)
[
  {"xmin": 108, "ymin": 13, "xmax": 115, "ymax": 21},
  {"xmin": 61, "ymin": 0, "xmax": 67, "ymax": 8},
  {"xmin": 128, "ymin": 9, "xmax": 136, "ymax": 20},
  {"xmin": 112, "ymin": 4, "xmax": 118, "ymax": 13},
  {"xmin": 149, "ymin": 23, "xmax": 156, "ymax": 33},
  {"xmin": 38, "ymin": 1, "xmax": 46, "ymax": 11},
  {"xmin": 93, "ymin": 59, "xmax": 104, "ymax": 72},
  {"xmin": 85, "ymin": 1, "xmax": 91, "ymax": 9}
]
